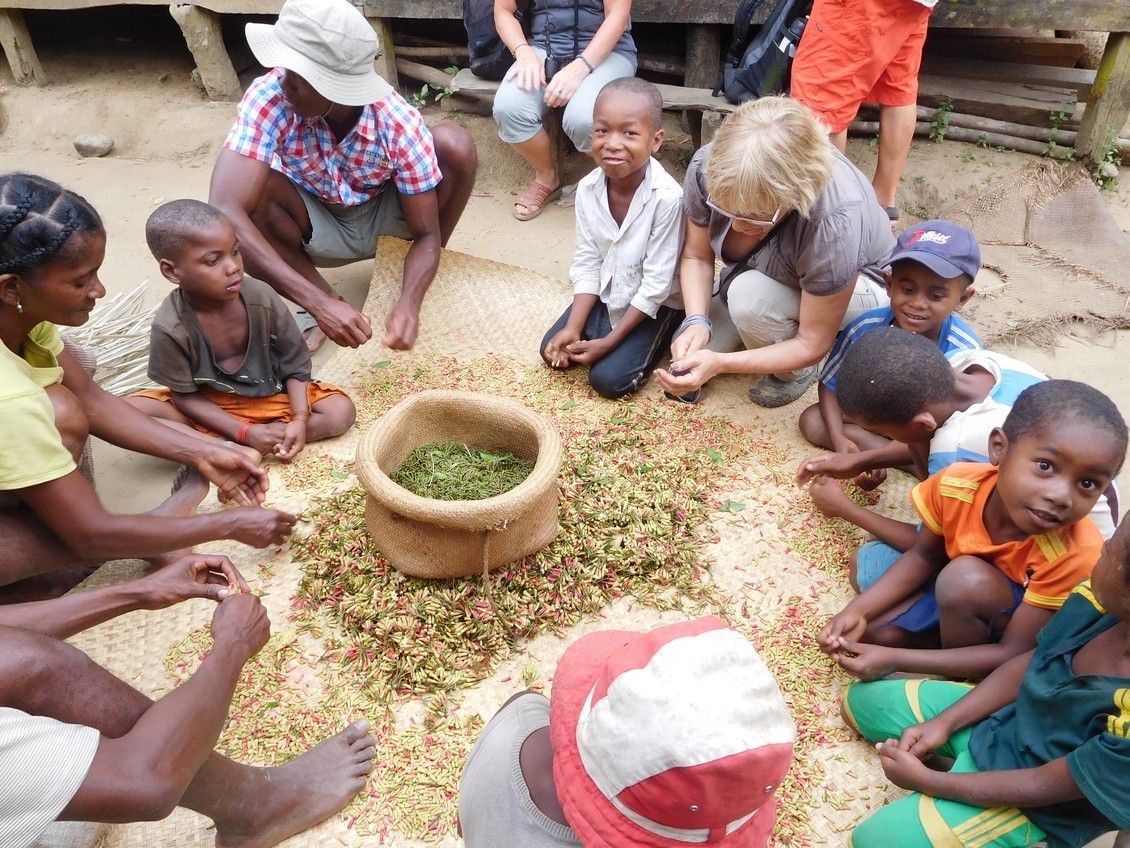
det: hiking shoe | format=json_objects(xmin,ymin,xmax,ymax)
[{"xmin": 747, "ymin": 365, "xmax": 820, "ymax": 408}]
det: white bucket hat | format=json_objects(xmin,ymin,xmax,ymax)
[{"xmin": 245, "ymin": 0, "xmax": 392, "ymax": 106}]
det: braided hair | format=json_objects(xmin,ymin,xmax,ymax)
[{"xmin": 0, "ymin": 173, "xmax": 103, "ymax": 281}]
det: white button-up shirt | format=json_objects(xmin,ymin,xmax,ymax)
[{"xmin": 569, "ymin": 157, "xmax": 684, "ymax": 327}]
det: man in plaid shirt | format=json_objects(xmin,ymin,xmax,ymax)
[{"xmin": 210, "ymin": 0, "xmax": 477, "ymax": 352}]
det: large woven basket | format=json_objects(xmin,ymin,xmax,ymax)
[{"xmin": 355, "ymin": 390, "xmax": 563, "ymax": 578}]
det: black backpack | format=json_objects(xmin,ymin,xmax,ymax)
[
  {"xmin": 463, "ymin": 0, "xmax": 532, "ymax": 81},
  {"xmin": 716, "ymin": 0, "xmax": 811, "ymax": 104}
]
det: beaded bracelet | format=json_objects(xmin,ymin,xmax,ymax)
[
  {"xmin": 578, "ymin": 55, "xmax": 595, "ymax": 73},
  {"xmin": 676, "ymin": 314, "xmax": 714, "ymax": 338}
]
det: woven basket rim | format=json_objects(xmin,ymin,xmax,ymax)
[{"xmin": 355, "ymin": 389, "xmax": 562, "ymax": 528}]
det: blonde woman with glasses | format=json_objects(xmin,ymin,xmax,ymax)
[{"xmin": 654, "ymin": 97, "xmax": 895, "ymax": 407}]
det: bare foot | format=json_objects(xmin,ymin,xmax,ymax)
[
  {"xmin": 303, "ymin": 325, "xmax": 327, "ymax": 354},
  {"xmin": 159, "ymin": 467, "xmax": 210, "ymax": 516},
  {"xmin": 214, "ymin": 720, "xmax": 376, "ymax": 848}
]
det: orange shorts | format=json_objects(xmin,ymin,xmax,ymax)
[
  {"xmin": 131, "ymin": 381, "xmax": 349, "ymax": 436},
  {"xmin": 790, "ymin": 0, "xmax": 932, "ymax": 133}
]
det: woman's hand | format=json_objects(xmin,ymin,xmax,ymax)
[
  {"xmin": 195, "ymin": 445, "xmax": 269, "ymax": 506},
  {"xmin": 670, "ymin": 324, "xmax": 710, "ymax": 362},
  {"xmin": 505, "ymin": 48, "xmax": 545, "ymax": 92},
  {"xmin": 544, "ymin": 59, "xmax": 588, "ymax": 108},
  {"xmin": 654, "ymin": 350, "xmax": 722, "ymax": 394}
]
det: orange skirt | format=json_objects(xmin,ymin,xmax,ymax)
[{"xmin": 131, "ymin": 381, "xmax": 349, "ymax": 436}]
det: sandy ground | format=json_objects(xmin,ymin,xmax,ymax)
[
  {"xmin": 3, "ymin": 22, "xmax": 1130, "ymax": 848},
  {"xmin": 3, "ymin": 45, "xmax": 1128, "ymax": 507}
]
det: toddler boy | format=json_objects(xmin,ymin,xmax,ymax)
[
  {"xmin": 799, "ymin": 220, "xmax": 981, "ymax": 455},
  {"xmin": 541, "ymin": 77, "xmax": 684, "ymax": 399},
  {"xmin": 129, "ymin": 200, "xmax": 355, "ymax": 462}
]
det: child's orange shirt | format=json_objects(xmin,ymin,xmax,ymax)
[{"xmin": 910, "ymin": 462, "xmax": 1102, "ymax": 610}]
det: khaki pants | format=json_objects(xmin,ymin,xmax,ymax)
[{"xmin": 726, "ymin": 270, "xmax": 889, "ymax": 380}]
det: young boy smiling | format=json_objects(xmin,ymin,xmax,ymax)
[
  {"xmin": 540, "ymin": 77, "xmax": 684, "ymax": 399},
  {"xmin": 129, "ymin": 200, "xmax": 355, "ymax": 461},
  {"xmin": 819, "ymin": 379, "xmax": 1126, "ymax": 683},
  {"xmin": 844, "ymin": 511, "xmax": 1130, "ymax": 848},
  {"xmin": 799, "ymin": 220, "xmax": 981, "ymax": 455}
]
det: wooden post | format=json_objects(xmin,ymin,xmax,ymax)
[
  {"xmin": 1076, "ymin": 31, "xmax": 1130, "ymax": 164},
  {"xmin": 0, "ymin": 10, "xmax": 44, "ymax": 86},
  {"xmin": 169, "ymin": 3, "xmax": 241, "ymax": 100},
  {"xmin": 684, "ymin": 25, "xmax": 720, "ymax": 149},
  {"xmin": 368, "ymin": 17, "xmax": 400, "ymax": 92}
]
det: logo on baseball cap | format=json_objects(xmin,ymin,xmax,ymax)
[{"xmin": 889, "ymin": 219, "xmax": 981, "ymax": 281}]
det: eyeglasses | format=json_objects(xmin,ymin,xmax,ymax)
[{"xmin": 705, "ymin": 197, "xmax": 784, "ymax": 228}]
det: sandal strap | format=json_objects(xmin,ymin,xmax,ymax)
[{"xmin": 517, "ymin": 179, "xmax": 557, "ymax": 208}]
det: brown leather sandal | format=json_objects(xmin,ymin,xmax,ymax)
[{"xmin": 513, "ymin": 179, "xmax": 561, "ymax": 221}]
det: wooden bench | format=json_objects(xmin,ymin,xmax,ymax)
[{"xmin": 0, "ymin": 0, "xmax": 1127, "ymax": 161}]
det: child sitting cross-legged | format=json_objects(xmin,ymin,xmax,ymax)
[
  {"xmin": 819, "ymin": 378, "xmax": 1127, "ymax": 682},
  {"xmin": 798, "ymin": 220, "xmax": 982, "ymax": 458},
  {"xmin": 797, "ymin": 328, "xmax": 1118, "ymax": 593},
  {"xmin": 540, "ymin": 77, "xmax": 684, "ymax": 399},
  {"xmin": 843, "ymin": 510, "xmax": 1130, "ymax": 848},
  {"xmin": 129, "ymin": 200, "xmax": 355, "ymax": 461}
]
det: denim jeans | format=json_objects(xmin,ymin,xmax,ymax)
[{"xmin": 540, "ymin": 301, "xmax": 681, "ymax": 398}]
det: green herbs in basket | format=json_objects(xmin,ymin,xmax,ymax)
[{"xmin": 390, "ymin": 442, "xmax": 534, "ymax": 500}]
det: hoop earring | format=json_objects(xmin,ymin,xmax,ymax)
[{"xmin": 15, "ymin": 301, "xmax": 22, "ymax": 315}]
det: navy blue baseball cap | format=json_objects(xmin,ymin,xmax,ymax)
[{"xmin": 888, "ymin": 220, "xmax": 981, "ymax": 281}]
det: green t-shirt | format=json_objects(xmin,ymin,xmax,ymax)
[
  {"xmin": 0, "ymin": 322, "xmax": 76, "ymax": 490},
  {"xmin": 970, "ymin": 583, "xmax": 1130, "ymax": 847}
]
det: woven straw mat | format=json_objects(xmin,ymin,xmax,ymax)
[
  {"xmin": 934, "ymin": 160, "xmax": 1130, "ymax": 348},
  {"xmin": 73, "ymin": 236, "xmax": 913, "ymax": 848}
]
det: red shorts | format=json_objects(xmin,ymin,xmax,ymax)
[{"xmin": 790, "ymin": 0, "xmax": 933, "ymax": 133}]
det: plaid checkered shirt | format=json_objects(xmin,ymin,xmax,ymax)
[{"xmin": 224, "ymin": 69, "xmax": 441, "ymax": 205}]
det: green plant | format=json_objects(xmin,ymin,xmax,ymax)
[
  {"xmin": 868, "ymin": 134, "xmax": 879, "ymax": 149},
  {"xmin": 408, "ymin": 73, "xmax": 457, "ymax": 108},
  {"xmin": 929, "ymin": 98, "xmax": 954, "ymax": 142},
  {"xmin": 1091, "ymin": 129, "xmax": 1122, "ymax": 190},
  {"xmin": 1042, "ymin": 99, "xmax": 1077, "ymax": 158},
  {"xmin": 961, "ymin": 149, "xmax": 976, "ymax": 163}
]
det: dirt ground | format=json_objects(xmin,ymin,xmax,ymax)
[
  {"xmin": 3, "ymin": 30, "xmax": 1128, "ymax": 509},
  {"xmin": 2, "ymin": 13, "xmax": 1130, "ymax": 848}
]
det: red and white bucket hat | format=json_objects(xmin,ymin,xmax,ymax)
[{"xmin": 550, "ymin": 616, "xmax": 795, "ymax": 848}]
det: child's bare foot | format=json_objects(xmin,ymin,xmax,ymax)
[
  {"xmin": 163, "ymin": 467, "xmax": 210, "ymax": 514},
  {"xmin": 214, "ymin": 720, "xmax": 376, "ymax": 848},
  {"xmin": 809, "ymin": 476, "xmax": 854, "ymax": 519},
  {"xmin": 304, "ymin": 325, "xmax": 327, "ymax": 354}
]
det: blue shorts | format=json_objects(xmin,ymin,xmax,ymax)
[{"xmin": 890, "ymin": 578, "xmax": 1026, "ymax": 634}]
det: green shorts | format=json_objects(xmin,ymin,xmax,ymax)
[{"xmin": 844, "ymin": 680, "xmax": 1047, "ymax": 848}]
